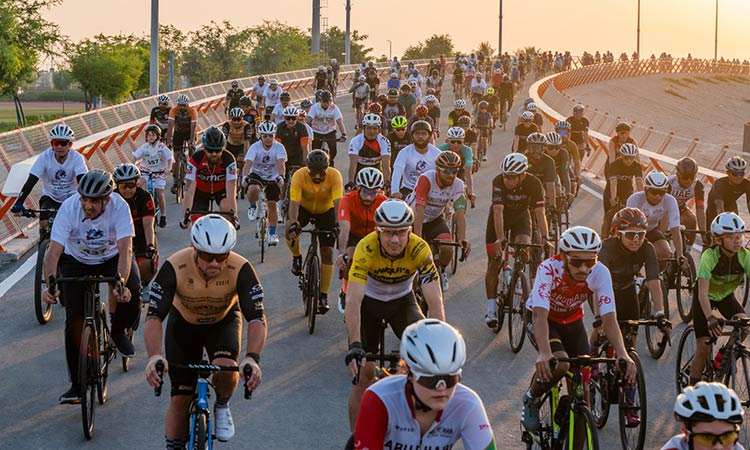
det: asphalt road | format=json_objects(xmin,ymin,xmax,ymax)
[{"xmin": 0, "ymin": 79, "xmax": 691, "ymax": 450}]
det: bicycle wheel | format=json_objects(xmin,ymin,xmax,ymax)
[
  {"xmin": 508, "ymin": 271, "xmax": 529, "ymax": 353},
  {"xmin": 450, "ymin": 220, "xmax": 458, "ymax": 275},
  {"xmin": 590, "ymin": 345, "xmax": 612, "ymax": 429},
  {"xmin": 191, "ymin": 410, "xmax": 208, "ymax": 450},
  {"xmin": 34, "ymin": 239, "xmax": 53, "ymax": 324},
  {"xmin": 174, "ymin": 157, "xmax": 183, "ymax": 203},
  {"xmin": 79, "ymin": 324, "xmax": 97, "ymax": 440},
  {"xmin": 738, "ymin": 274, "xmax": 750, "ymax": 308},
  {"xmin": 618, "ymin": 351, "xmax": 647, "ymax": 450},
  {"xmin": 522, "ymin": 391, "xmax": 553, "ymax": 450},
  {"xmin": 259, "ymin": 217, "xmax": 267, "ymax": 263},
  {"xmin": 97, "ymin": 304, "xmax": 109, "ymax": 405},
  {"xmin": 676, "ymin": 257, "xmax": 696, "ymax": 323},
  {"xmin": 725, "ymin": 353, "xmax": 750, "ymax": 447},
  {"xmin": 659, "ymin": 271, "xmax": 672, "ymax": 321},
  {"xmin": 493, "ymin": 273, "xmax": 506, "ymax": 334},
  {"xmin": 641, "ymin": 281, "xmax": 668, "ymax": 359},
  {"xmin": 561, "ymin": 406, "xmax": 600, "ymax": 450},
  {"xmin": 307, "ymin": 255, "xmax": 320, "ymax": 335},
  {"xmin": 675, "ymin": 325, "xmax": 714, "ymax": 393}
]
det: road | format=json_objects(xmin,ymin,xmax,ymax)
[{"xmin": 0, "ymin": 79, "xmax": 689, "ymax": 449}]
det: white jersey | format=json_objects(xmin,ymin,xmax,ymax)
[
  {"xmin": 271, "ymin": 103, "xmax": 289, "ymax": 125},
  {"xmin": 308, "ymin": 103, "xmax": 343, "ymax": 135},
  {"xmin": 407, "ymin": 170, "xmax": 465, "ymax": 223},
  {"xmin": 668, "ymin": 174, "xmax": 703, "ymax": 209},
  {"xmin": 364, "ymin": 375, "xmax": 494, "ymax": 450},
  {"xmin": 263, "ymin": 85, "xmax": 282, "ymax": 107},
  {"xmin": 390, "ymin": 144, "xmax": 441, "ymax": 193},
  {"xmin": 660, "ymin": 434, "xmax": 744, "ymax": 450},
  {"xmin": 133, "ymin": 142, "xmax": 172, "ymax": 173},
  {"xmin": 51, "ymin": 193, "xmax": 134, "ymax": 265},
  {"xmin": 245, "ymin": 141, "xmax": 287, "ymax": 181},
  {"xmin": 470, "ymin": 78, "xmax": 487, "ymax": 95},
  {"xmin": 347, "ymin": 133, "xmax": 391, "ymax": 167},
  {"xmin": 626, "ymin": 191, "xmax": 680, "ymax": 231},
  {"xmin": 29, "ymin": 148, "xmax": 88, "ymax": 203},
  {"xmin": 252, "ymin": 82, "xmax": 266, "ymax": 99}
]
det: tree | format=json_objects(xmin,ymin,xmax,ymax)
[
  {"xmin": 475, "ymin": 42, "xmax": 495, "ymax": 59},
  {"xmin": 422, "ymin": 34, "xmax": 454, "ymax": 59},
  {"xmin": 402, "ymin": 44, "xmax": 425, "ymax": 60},
  {"xmin": 321, "ymin": 26, "xmax": 372, "ymax": 64},
  {"xmin": 52, "ymin": 70, "xmax": 73, "ymax": 91},
  {"xmin": 248, "ymin": 21, "xmax": 312, "ymax": 75},
  {"xmin": 158, "ymin": 24, "xmax": 187, "ymax": 91},
  {"xmin": 181, "ymin": 21, "xmax": 253, "ymax": 86}
]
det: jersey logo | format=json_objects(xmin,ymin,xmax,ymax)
[
  {"xmin": 85, "ymin": 229, "xmax": 104, "ymax": 240},
  {"xmin": 416, "ymin": 160, "xmax": 428, "ymax": 172},
  {"xmin": 262, "ymin": 155, "xmax": 271, "ymax": 164},
  {"xmin": 54, "ymin": 169, "xmax": 67, "ymax": 181},
  {"xmin": 598, "ymin": 295, "xmax": 612, "ymax": 306}
]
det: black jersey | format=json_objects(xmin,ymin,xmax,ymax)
[{"xmin": 599, "ymin": 238, "xmax": 660, "ymax": 290}]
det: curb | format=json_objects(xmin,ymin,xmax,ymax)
[{"xmin": 0, "ymin": 227, "xmax": 39, "ymax": 262}]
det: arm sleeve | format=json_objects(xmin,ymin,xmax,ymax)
[
  {"xmin": 462, "ymin": 146, "xmax": 473, "ymax": 168},
  {"xmin": 412, "ymin": 175, "xmax": 431, "ymax": 208},
  {"xmin": 16, "ymin": 175, "xmax": 40, "ymax": 202},
  {"xmin": 50, "ymin": 199, "xmax": 74, "ymax": 246},
  {"xmin": 642, "ymin": 242, "xmax": 661, "ymax": 282},
  {"xmin": 185, "ymin": 158, "xmax": 198, "ymax": 181},
  {"xmin": 353, "ymin": 390, "xmax": 388, "ymax": 450},
  {"xmin": 236, "ymin": 263, "xmax": 266, "ymax": 323},
  {"xmin": 146, "ymin": 262, "xmax": 177, "ymax": 320},
  {"xmin": 221, "ymin": 123, "xmax": 230, "ymax": 137}
]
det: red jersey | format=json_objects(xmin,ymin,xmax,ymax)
[{"xmin": 338, "ymin": 190, "xmax": 387, "ymax": 238}]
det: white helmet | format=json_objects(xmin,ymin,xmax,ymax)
[
  {"xmin": 446, "ymin": 127, "xmax": 466, "ymax": 139},
  {"xmin": 330, "ymin": 58, "xmax": 337, "ymax": 64},
  {"xmin": 318, "ymin": 65, "xmax": 325, "ymax": 71},
  {"xmin": 526, "ymin": 102, "xmax": 537, "ymax": 112},
  {"xmin": 400, "ymin": 319, "xmax": 466, "ymax": 377},
  {"xmin": 527, "ymin": 132, "xmax": 547, "ymax": 145},
  {"xmin": 674, "ymin": 381, "xmax": 744, "ymax": 424},
  {"xmin": 49, "ymin": 124, "xmax": 74, "ymax": 141},
  {"xmin": 559, "ymin": 226, "xmax": 602, "ymax": 253},
  {"xmin": 358, "ymin": 75, "xmax": 366, "ymax": 82},
  {"xmin": 257, "ymin": 121, "xmax": 277, "ymax": 135},
  {"xmin": 191, "ymin": 214, "xmax": 237, "ymax": 253},
  {"xmin": 423, "ymin": 95, "xmax": 438, "ymax": 103},
  {"xmin": 374, "ymin": 199, "xmax": 414, "ymax": 228},
  {"xmin": 501, "ymin": 153, "xmax": 528, "ymax": 175},
  {"xmin": 355, "ymin": 167, "xmax": 384, "ymax": 189},
  {"xmin": 229, "ymin": 107, "xmax": 244, "ymax": 119},
  {"xmin": 176, "ymin": 94, "xmax": 189, "ymax": 105},
  {"xmin": 520, "ymin": 111, "xmax": 534, "ymax": 121},
  {"xmin": 726, "ymin": 156, "xmax": 748, "ymax": 172},
  {"xmin": 618, "ymin": 143, "xmax": 639, "ymax": 157},
  {"xmin": 269, "ymin": 78, "xmax": 278, "ymax": 85},
  {"xmin": 711, "ymin": 212, "xmax": 746, "ymax": 236},
  {"xmin": 454, "ymin": 99, "xmax": 466, "ymax": 109},
  {"xmin": 390, "ymin": 72, "xmax": 398, "ymax": 78},
  {"xmin": 545, "ymin": 132, "xmax": 562, "ymax": 147},
  {"xmin": 157, "ymin": 94, "xmax": 170, "ymax": 104},
  {"xmin": 282, "ymin": 106, "xmax": 298, "ymax": 117},
  {"xmin": 362, "ymin": 113, "xmax": 382, "ymax": 126},
  {"xmin": 475, "ymin": 72, "xmax": 483, "ymax": 78},
  {"xmin": 644, "ymin": 170, "xmax": 670, "ymax": 190}
]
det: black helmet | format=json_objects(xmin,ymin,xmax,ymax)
[
  {"xmin": 410, "ymin": 120, "xmax": 433, "ymax": 135},
  {"xmin": 307, "ymin": 149, "xmax": 330, "ymax": 171},
  {"xmin": 239, "ymin": 96, "xmax": 252, "ymax": 106},
  {"xmin": 615, "ymin": 122, "xmax": 632, "ymax": 133},
  {"xmin": 318, "ymin": 90, "xmax": 332, "ymax": 102},
  {"xmin": 280, "ymin": 91, "xmax": 291, "ymax": 100},
  {"xmin": 78, "ymin": 169, "xmax": 114, "ymax": 199},
  {"xmin": 202, "ymin": 125, "xmax": 226, "ymax": 151},
  {"xmin": 676, "ymin": 157, "xmax": 698, "ymax": 177},
  {"xmin": 144, "ymin": 124, "xmax": 161, "ymax": 138}
]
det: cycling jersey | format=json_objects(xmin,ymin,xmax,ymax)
[
  {"xmin": 604, "ymin": 158, "xmax": 643, "ymax": 204},
  {"xmin": 348, "ymin": 134, "xmax": 391, "ymax": 174},
  {"xmin": 599, "ymin": 238, "xmax": 660, "ymax": 290},
  {"xmin": 116, "ymin": 186, "xmax": 155, "ymax": 255},
  {"xmin": 527, "ymin": 254, "xmax": 616, "ymax": 324},
  {"xmin": 470, "ymin": 78, "xmax": 487, "ymax": 95},
  {"xmin": 271, "ymin": 102, "xmax": 291, "ymax": 125},
  {"xmin": 383, "ymin": 103, "xmax": 406, "ymax": 127},
  {"xmin": 29, "ymin": 148, "xmax": 88, "ymax": 203},
  {"xmin": 397, "ymin": 94, "xmax": 417, "ymax": 118},
  {"xmin": 225, "ymin": 88, "xmax": 244, "ymax": 109},
  {"xmin": 514, "ymin": 123, "xmax": 540, "ymax": 153},
  {"xmin": 221, "ymin": 120, "xmax": 253, "ymax": 146},
  {"xmin": 660, "ymin": 434, "xmax": 744, "ymax": 450},
  {"xmin": 168, "ymin": 106, "xmax": 198, "ymax": 134},
  {"xmin": 565, "ymin": 116, "xmax": 589, "ymax": 145},
  {"xmin": 355, "ymin": 375, "xmax": 496, "ymax": 450},
  {"xmin": 489, "ymin": 173, "xmax": 545, "ymax": 211},
  {"xmin": 448, "ymin": 109, "xmax": 471, "ymax": 127},
  {"xmin": 706, "ymin": 177, "xmax": 750, "ymax": 222},
  {"xmin": 406, "ymin": 115, "xmax": 435, "ymax": 134},
  {"xmin": 149, "ymin": 106, "xmax": 171, "ymax": 131},
  {"xmin": 388, "ymin": 132, "xmax": 412, "ymax": 170},
  {"xmin": 390, "ymin": 144, "xmax": 441, "ymax": 193},
  {"xmin": 275, "ymin": 121, "xmax": 309, "ymax": 167},
  {"xmin": 308, "ymin": 102, "xmax": 343, "ymax": 135},
  {"xmin": 407, "ymin": 170, "xmax": 466, "ymax": 223},
  {"xmin": 134, "ymin": 141, "xmax": 172, "ymax": 173},
  {"xmin": 348, "ymin": 232, "xmax": 439, "ymax": 301},
  {"xmin": 349, "ymin": 82, "xmax": 370, "ymax": 100},
  {"xmin": 526, "ymin": 153, "xmax": 557, "ymax": 185},
  {"xmin": 147, "ymin": 248, "xmax": 265, "ymax": 325},
  {"xmin": 668, "ymin": 175, "xmax": 705, "ymax": 211},
  {"xmin": 337, "ymin": 190, "xmax": 387, "ymax": 239},
  {"xmin": 426, "ymin": 76, "xmax": 442, "ymax": 89},
  {"xmin": 626, "ymin": 192, "xmax": 680, "ymax": 232},
  {"xmin": 252, "ymin": 82, "xmax": 266, "ymax": 100},
  {"xmin": 51, "ymin": 193, "xmax": 134, "ymax": 265},
  {"xmin": 698, "ymin": 246, "xmax": 750, "ymax": 301},
  {"xmin": 290, "ymin": 167, "xmax": 343, "ymax": 214},
  {"xmin": 476, "ymin": 111, "xmax": 493, "ymax": 129},
  {"xmin": 263, "ymin": 85, "xmax": 282, "ymax": 107},
  {"xmin": 245, "ymin": 140, "xmax": 286, "ymax": 181},
  {"xmin": 314, "ymin": 71, "xmax": 328, "ymax": 90},
  {"xmin": 186, "ymin": 150, "xmax": 237, "ymax": 195}
]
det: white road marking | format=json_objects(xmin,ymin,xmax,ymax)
[{"xmin": 0, "ymin": 252, "xmax": 37, "ymax": 298}]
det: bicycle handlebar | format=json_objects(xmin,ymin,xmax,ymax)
[
  {"xmin": 429, "ymin": 240, "xmax": 468, "ymax": 262},
  {"xmin": 20, "ymin": 208, "xmax": 58, "ymax": 218},
  {"xmin": 706, "ymin": 318, "xmax": 750, "ymax": 345},
  {"xmin": 154, "ymin": 362, "xmax": 254, "ymax": 399},
  {"xmin": 183, "ymin": 209, "xmax": 240, "ymax": 230}
]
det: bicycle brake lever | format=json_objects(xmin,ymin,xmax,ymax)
[{"xmin": 243, "ymin": 365, "xmax": 253, "ymax": 399}]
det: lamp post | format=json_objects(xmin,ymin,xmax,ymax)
[
  {"xmin": 387, "ymin": 40, "xmax": 392, "ymax": 61},
  {"xmin": 714, "ymin": 0, "xmax": 719, "ymax": 60},
  {"xmin": 498, "ymin": 0, "xmax": 503, "ymax": 56},
  {"xmin": 149, "ymin": 0, "xmax": 159, "ymax": 95},
  {"xmin": 636, "ymin": 0, "xmax": 640, "ymax": 58}
]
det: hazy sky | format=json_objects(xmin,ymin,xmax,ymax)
[{"xmin": 43, "ymin": 0, "xmax": 749, "ymax": 63}]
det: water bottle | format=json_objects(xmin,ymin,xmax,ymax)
[
  {"xmin": 503, "ymin": 265, "xmax": 513, "ymax": 286},
  {"xmin": 634, "ymin": 274, "xmax": 644, "ymax": 296},
  {"xmin": 713, "ymin": 346, "xmax": 726, "ymax": 371}
]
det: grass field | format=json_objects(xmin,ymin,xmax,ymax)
[{"xmin": 0, "ymin": 102, "xmax": 86, "ymax": 132}]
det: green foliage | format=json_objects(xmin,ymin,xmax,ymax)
[
  {"xmin": 322, "ymin": 26, "xmax": 372, "ymax": 65},
  {"xmin": 402, "ymin": 44, "xmax": 425, "ymax": 61},
  {"xmin": 515, "ymin": 46, "xmax": 542, "ymax": 57},
  {"xmin": 182, "ymin": 21, "xmax": 252, "ymax": 86},
  {"xmin": 475, "ymin": 42, "xmax": 495, "ymax": 59},
  {"xmin": 158, "ymin": 24, "xmax": 187, "ymax": 91},
  {"xmin": 248, "ymin": 21, "xmax": 312, "ymax": 75},
  {"xmin": 401, "ymin": 34, "xmax": 454, "ymax": 60},
  {"xmin": 52, "ymin": 70, "xmax": 73, "ymax": 91}
]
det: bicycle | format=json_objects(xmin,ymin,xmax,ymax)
[
  {"xmin": 417, "ymin": 239, "xmax": 466, "ymax": 314},
  {"xmin": 49, "ymin": 274, "xmax": 123, "ymax": 440},
  {"xmin": 352, "ymin": 319, "xmax": 402, "ymax": 385},
  {"xmin": 143, "ymin": 170, "xmax": 165, "ymax": 229},
  {"xmin": 297, "ymin": 222, "xmax": 336, "ymax": 335},
  {"xmin": 22, "ymin": 208, "xmax": 60, "ymax": 324},
  {"xmin": 492, "ymin": 242, "xmax": 542, "ymax": 353},
  {"xmin": 172, "ymin": 144, "xmax": 191, "ymax": 203},
  {"xmin": 154, "ymin": 361, "xmax": 253, "ymax": 450},
  {"xmin": 281, "ymin": 165, "xmax": 302, "ymax": 224},
  {"xmin": 251, "ymin": 187, "xmax": 269, "ymax": 263},
  {"xmin": 183, "ymin": 209, "xmax": 240, "ymax": 231},
  {"xmin": 635, "ymin": 274, "xmax": 672, "ymax": 359},
  {"xmin": 662, "ymin": 229, "xmax": 699, "ymax": 323},
  {"xmin": 521, "ymin": 356, "xmax": 623, "ymax": 450}
]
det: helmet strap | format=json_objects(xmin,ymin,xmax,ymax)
[{"xmin": 406, "ymin": 378, "xmax": 432, "ymax": 412}]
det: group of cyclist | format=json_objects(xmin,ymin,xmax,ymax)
[{"xmin": 10, "ymin": 53, "xmax": 750, "ymax": 450}]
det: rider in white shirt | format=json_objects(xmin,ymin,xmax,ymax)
[
  {"xmin": 133, "ymin": 124, "xmax": 173, "ymax": 227},
  {"xmin": 307, "ymin": 90, "xmax": 346, "ymax": 165},
  {"xmin": 263, "ymin": 79, "xmax": 283, "ymax": 108},
  {"xmin": 390, "ymin": 121, "xmax": 441, "ymax": 198}
]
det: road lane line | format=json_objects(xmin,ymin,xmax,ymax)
[{"xmin": 0, "ymin": 252, "xmax": 36, "ymax": 298}]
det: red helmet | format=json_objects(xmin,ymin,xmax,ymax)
[
  {"xmin": 368, "ymin": 102, "xmax": 383, "ymax": 114},
  {"xmin": 611, "ymin": 207, "xmax": 648, "ymax": 236},
  {"xmin": 415, "ymin": 104, "xmax": 429, "ymax": 116}
]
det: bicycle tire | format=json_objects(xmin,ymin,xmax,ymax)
[
  {"xmin": 508, "ymin": 271, "xmax": 529, "ymax": 353},
  {"xmin": 675, "ymin": 325, "xmax": 714, "ymax": 393},
  {"xmin": 122, "ymin": 327, "xmax": 134, "ymax": 372},
  {"xmin": 307, "ymin": 254, "xmax": 320, "ymax": 335},
  {"xmin": 450, "ymin": 220, "xmax": 458, "ymax": 275},
  {"xmin": 725, "ymin": 353, "xmax": 750, "ymax": 447},
  {"xmin": 740, "ymin": 274, "xmax": 750, "ymax": 308},
  {"xmin": 561, "ymin": 405, "xmax": 600, "ymax": 450},
  {"xmin": 97, "ymin": 304, "xmax": 109, "ymax": 405},
  {"xmin": 590, "ymin": 344, "xmax": 612, "ymax": 429},
  {"xmin": 493, "ymin": 271, "xmax": 506, "ymax": 334},
  {"xmin": 191, "ymin": 410, "xmax": 208, "ymax": 450},
  {"xmin": 80, "ymin": 324, "xmax": 97, "ymax": 440},
  {"xmin": 522, "ymin": 390, "xmax": 553, "ymax": 450},
  {"xmin": 659, "ymin": 270, "xmax": 671, "ymax": 321},
  {"xmin": 676, "ymin": 257, "xmax": 696, "ymax": 323},
  {"xmin": 641, "ymin": 280, "xmax": 668, "ymax": 359},
  {"xmin": 618, "ymin": 351, "xmax": 647, "ymax": 450},
  {"xmin": 34, "ymin": 239, "xmax": 53, "ymax": 324},
  {"xmin": 259, "ymin": 217, "xmax": 267, "ymax": 263}
]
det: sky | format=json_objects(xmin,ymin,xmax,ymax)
[{"xmin": 42, "ymin": 0, "xmax": 749, "ymax": 64}]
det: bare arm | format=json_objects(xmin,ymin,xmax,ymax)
[
  {"xmin": 344, "ymin": 281, "xmax": 365, "ymax": 344},
  {"xmin": 421, "ymin": 280, "xmax": 445, "ymax": 320},
  {"xmin": 43, "ymin": 241, "xmax": 64, "ymax": 284},
  {"xmin": 116, "ymin": 237, "xmax": 133, "ymax": 284},
  {"xmin": 413, "ymin": 205, "xmax": 426, "ymax": 237},
  {"xmin": 348, "ymin": 155, "xmax": 358, "ymax": 184}
]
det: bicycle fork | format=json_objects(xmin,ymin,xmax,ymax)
[{"xmin": 189, "ymin": 379, "xmax": 212, "ymax": 449}]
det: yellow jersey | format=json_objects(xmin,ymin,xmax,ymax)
[
  {"xmin": 348, "ymin": 231, "xmax": 439, "ymax": 301},
  {"xmin": 290, "ymin": 167, "xmax": 343, "ymax": 214}
]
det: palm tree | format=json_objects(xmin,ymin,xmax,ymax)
[{"xmin": 475, "ymin": 41, "xmax": 496, "ymax": 58}]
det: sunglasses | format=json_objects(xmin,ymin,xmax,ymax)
[
  {"xmin": 159, "ymin": 103, "xmax": 169, "ymax": 107},
  {"xmin": 51, "ymin": 139, "xmax": 71, "ymax": 147},
  {"xmin": 690, "ymin": 430, "xmax": 739, "ymax": 447},
  {"xmin": 646, "ymin": 189, "xmax": 666, "ymax": 197},
  {"xmin": 416, "ymin": 373, "xmax": 461, "ymax": 390},
  {"xmin": 284, "ymin": 117, "xmax": 297, "ymax": 121},
  {"xmin": 231, "ymin": 118, "xmax": 241, "ymax": 122},
  {"xmin": 117, "ymin": 182, "xmax": 137, "ymax": 190},
  {"xmin": 308, "ymin": 169, "xmax": 327, "ymax": 178},
  {"xmin": 205, "ymin": 148, "xmax": 223, "ymax": 153},
  {"xmin": 557, "ymin": 130, "xmax": 569, "ymax": 136},
  {"xmin": 731, "ymin": 170, "xmax": 746, "ymax": 177},
  {"xmin": 679, "ymin": 174, "xmax": 696, "ymax": 181},
  {"xmin": 439, "ymin": 167, "xmax": 459, "ymax": 175},
  {"xmin": 567, "ymin": 257, "xmax": 597, "ymax": 269},
  {"xmin": 529, "ymin": 144, "xmax": 544, "ymax": 152},
  {"xmin": 394, "ymin": 128, "xmax": 407, "ymax": 132},
  {"xmin": 359, "ymin": 187, "xmax": 379, "ymax": 196},
  {"xmin": 619, "ymin": 230, "xmax": 646, "ymax": 241},
  {"xmin": 449, "ymin": 140, "xmax": 463, "ymax": 144},
  {"xmin": 197, "ymin": 251, "xmax": 230, "ymax": 263}
]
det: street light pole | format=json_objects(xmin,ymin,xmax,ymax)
[
  {"xmin": 149, "ymin": 0, "xmax": 159, "ymax": 95},
  {"xmin": 498, "ymin": 0, "xmax": 503, "ymax": 56},
  {"xmin": 636, "ymin": 0, "xmax": 640, "ymax": 58},
  {"xmin": 714, "ymin": 0, "xmax": 719, "ymax": 61},
  {"xmin": 387, "ymin": 40, "xmax": 392, "ymax": 61},
  {"xmin": 345, "ymin": 0, "xmax": 351, "ymax": 64}
]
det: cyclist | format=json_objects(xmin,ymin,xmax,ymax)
[
  {"xmin": 426, "ymin": 69, "xmax": 442, "ymax": 93},
  {"xmin": 669, "ymin": 157, "xmax": 707, "ymax": 247},
  {"xmin": 423, "ymin": 95, "xmax": 441, "ymax": 135},
  {"xmin": 276, "ymin": 106, "xmax": 311, "ymax": 203},
  {"xmin": 447, "ymin": 99, "xmax": 471, "ymax": 127},
  {"xmin": 133, "ymin": 124, "xmax": 172, "ymax": 228},
  {"xmin": 602, "ymin": 143, "xmax": 643, "ymax": 237},
  {"xmin": 437, "ymin": 127, "xmax": 475, "ymax": 202},
  {"xmin": 221, "ymin": 107, "xmax": 253, "ymax": 180},
  {"xmin": 387, "ymin": 116, "xmax": 412, "ymax": 171},
  {"xmin": 474, "ymin": 101, "xmax": 493, "ymax": 163},
  {"xmin": 663, "ymin": 382, "xmax": 745, "ymax": 450},
  {"xmin": 498, "ymin": 75, "xmax": 514, "ymax": 119},
  {"xmin": 382, "ymin": 89, "xmax": 406, "ymax": 132},
  {"xmin": 390, "ymin": 121, "xmax": 441, "ymax": 199},
  {"xmin": 113, "ymin": 163, "xmax": 158, "ymax": 284},
  {"xmin": 149, "ymin": 94, "xmax": 171, "ymax": 138},
  {"xmin": 307, "ymin": 90, "xmax": 346, "ymax": 165},
  {"xmin": 524, "ymin": 133, "xmax": 556, "ymax": 207},
  {"xmin": 457, "ymin": 115, "xmax": 478, "ymax": 158},
  {"xmin": 688, "ymin": 213, "xmax": 750, "ymax": 387},
  {"xmin": 144, "ymin": 214, "xmax": 266, "ymax": 447},
  {"xmin": 626, "ymin": 170, "xmax": 684, "ymax": 269},
  {"xmin": 243, "ymin": 121, "xmax": 286, "ymax": 245},
  {"xmin": 512, "ymin": 111, "xmax": 540, "ymax": 153},
  {"xmin": 452, "ymin": 63, "xmax": 465, "ymax": 97},
  {"xmin": 11, "ymin": 124, "xmax": 88, "ymax": 230},
  {"xmin": 521, "ymin": 226, "xmax": 636, "ymax": 431},
  {"xmin": 347, "ymin": 113, "xmax": 391, "ymax": 186},
  {"xmin": 252, "ymin": 75, "xmax": 267, "ymax": 108},
  {"xmin": 566, "ymin": 104, "xmax": 590, "ymax": 157},
  {"xmin": 407, "ymin": 104, "xmax": 435, "ymax": 136},
  {"xmin": 43, "ymin": 169, "xmax": 141, "ymax": 403},
  {"xmin": 336, "ymin": 168, "xmax": 388, "ymax": 310},
  {"xmin": 314, "ymin": 66, "xmax": 328, "ymax": 90},
  {"xmin": 263, "ymin": 79, "xmax": 283, "ymax": 108},
  {"xmin": 470, "ymin": 72, "xmax": 487, "ymax": 106},
  {"xmin": 350, "ymin": 75, "xmax": 370, "ymax": 124},
  {"xmin": 407, "ymin": 151, "xmax": 471, "ymax": 292},
  {"xmin": 239, "ymin": 96, "xmax": 260, "ymax": 144},
  {"xmin": 544, "ymin": 131, "xmax": 572, "ymax": 206},
  {"xmin": 224, "ymin": 80, "xmax": 244, "ymax": 114},
  {"xmin": 270, "ymin": 92, "xmax": 293, "ymax": 126},
  {"xmin": 484, "ymin": 153, "xmax": 549, "ymax": 327},
  {"xmin": 352, "ymin": 319, "xmax": 495, "ymax": 450},
  {"xmin": 706, "ymin": 157, "xmax": 750, "ymax": 233},
  {"xmin": 365, "ymin": 61, "xmax": 380, "ymax": 102},
  {"xmin": 179, "ymin": 126, "xmax": 238, "ymax": 228},
  {"xmin": 286, "ymin": 149, "xmax": 343, "ymax": 313},
  {"xmin": 515, "ymin": 97, "xmax": 535, "ymax": 124},
  {"xmin": 555, "ymin": 121, "xmax": 581, "ymax": 196},
  {"xmin": 344, "ymin": 199, "xmax": 444, "ymax": 429},
  {"xmin": 166, "ymin": 94, "xmax": 198, "ymax": 193},
  {"xmin": 397, "ymin": 84, "xmax": 418, "ymax": 118},
  {"xmin": 608, "ymin": 122, "xmax": 638, "ymax": 164},
  {"xmin": 526, "ymin": 102, "xmax": 544, "ymax": 129}
]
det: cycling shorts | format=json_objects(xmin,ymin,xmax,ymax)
[
  {"xmin": 298, "ymin": 206, "xmax": 336, "ymax": 247},
  {"xmin": 422, "ymin": 216, "xmax": 451, "ymax": 243},
  {"xmin": 645, "ymin": 228, "xmax": 667, "ymax": 244},
  {"xmin": 39, "ymin": 195, "xmax": 62, "ymax": 222},
  {"xmin": 248, "ymin": 173, "xmax": 281, "ymax": 202},
  {"xmin": 361, "ymin": 292, "xmax": 425, "ymax": 354},
  {"xmin": 226, "ymin": 143, "xmax": 245, "ymax": 161},
  {"xmin": 546, "ymin": 319, "xmax": 589, "ymax": 356},
  {"xmin": 347, "ymin": 234, "xmax": 364, "ymax": 249},
  {"xmin": 192, "ymin": 191, "xmax": 227, "ymax": 216},
  {"xmin": 485, "ymin": 209, "xmax": 532, "ymax": 252},
  {"xmin": 693, "ymin": 293, "xmax": 745, "ymax": 339}
]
